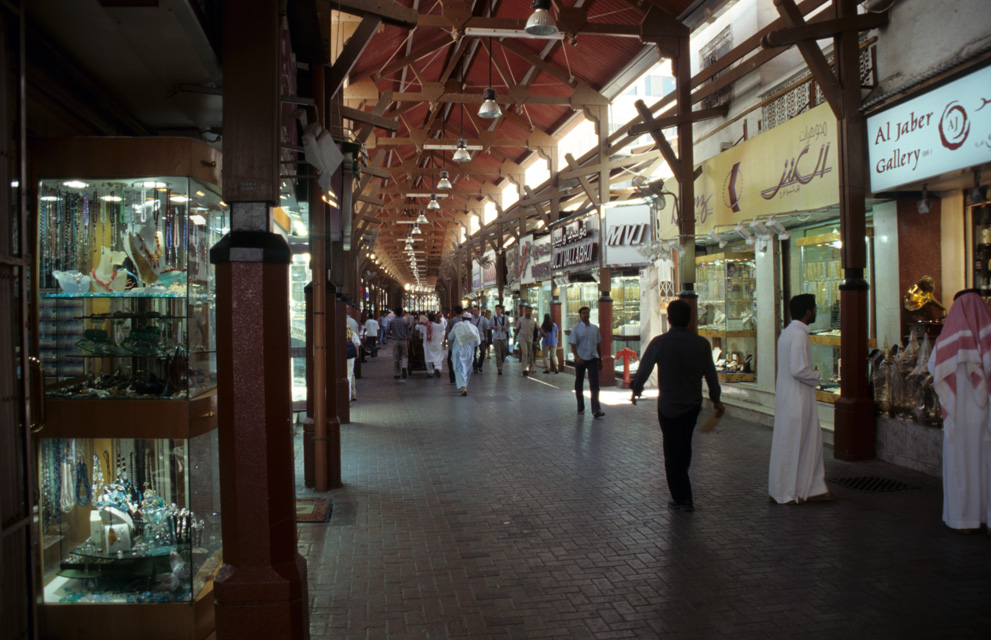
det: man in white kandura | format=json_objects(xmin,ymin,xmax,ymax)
[
  {"xmin": 928, "ymin": 289, "xmax": 991, "ymax": 532},
  {"xmin": 769, "ymin": 294, "xmax": 833, "ymax": 504},
  {"xmin": 451, "ymin": 312, "xmax": 480, "ymax": 396}
]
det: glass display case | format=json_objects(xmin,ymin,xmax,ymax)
[
  {"xmin": 612, "ymin": 275, "xmax": 641, "ymax": 373},
  {"xmin": 970, "ymin": 203, "xmax": 991, "ymax": 296},
  {"xmin": 696, "ymin": 252, "xmax": 756, "ymax": 382},
  {"xmin": 33, "ymin": 138, "xmax": 224, "ymax": 640},
  {"xmin": 797, "ymin": 229, "xmax": 875, "ymax": 402}
]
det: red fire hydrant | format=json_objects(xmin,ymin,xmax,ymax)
[{"xmin": 615, "ymin": 347, "xmax": 639, "ymax": 389}]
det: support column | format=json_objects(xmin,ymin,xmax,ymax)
[
  {"xmin": 551, "ymin": 285, "xmax": 564, "ymax": 372},
  {"xmin": 336, "ymin": 294, "xmax": 351, "ymax": 425},
  {"xmin": 213, "ymin": 1, "xmax": 307, "ymax": 637},
  {"xmin": 302, "ymin": 284, "xmax": 315, "ymax": 488},
  {"xmin": 598, "ymin": 268, "xmax": 616, "ymax": 387},
  {"xmin": 833, "ymin": 0, "xmax": 874, "ymax": 460},
  {"xmin": 321, "ymin": 282, "xmax": 342, "ymax": 488},
  {"xmin": 674, "ymin": 25, "xmax": 699, "ymax": 327}
]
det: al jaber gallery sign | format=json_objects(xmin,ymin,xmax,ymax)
[
  {"xmin": 867, "ymin": 65, "xmax": 991, "ymax": 192},
  {"xmin": 552, "ymin": 213, "xmax": 599, "ymax": 274},
  {"xmin": 656, "ymin": 102, "xmax": 839, "ymax": 238}
]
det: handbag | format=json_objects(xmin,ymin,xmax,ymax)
[{"xmin": 346, "ymin": 339, "xmax": 357, "ymax": 359}]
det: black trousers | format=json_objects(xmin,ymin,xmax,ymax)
[
  {"xmin": 658, "ymin": 407, "xmax": 701, "ymax": 504},
  {"xmin": 448, "ymin": 348, "xmax": 456, "ymax": 382},
  {"xmin": 574, "ymin": 358, "xmax": 601, "ymax": 413}
]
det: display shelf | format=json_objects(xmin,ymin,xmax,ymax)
[
  {"xmin": 696, "ymin": 251, "xmax": 756, "ymax": 381},
  {"xmin": 34, "ymin": 137, "xmax": 224, "ymax": 640},
  {"xmin": 798, "ymin": 230, "xmax": 875, "ymax": 398}
]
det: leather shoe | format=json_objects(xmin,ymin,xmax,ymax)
[
  {"xmin": 668, "ymin": 500, "xmax": 694, "ymax": 512},
  {"xmin": 593, "ymin": 410, "xmax": 605, "ymax": 419}
]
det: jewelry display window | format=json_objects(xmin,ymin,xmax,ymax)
[
  {"xmin": 38, "ymin": 431, "xmax": 222, "ymax": 605},
  {"xmin": 37, "ymin": 176, "xmax": 227, "ymax": 401},
  {"xmin": 797, "ymin": 229, "xmax": 875, "ymax": 402},
  {"xmin": 611, "ymin": 276, "xmax": 642, "ymax": 373},
  {"xmin": 696, "ymin": 252, "xmax": 757, "ymax": 382}
]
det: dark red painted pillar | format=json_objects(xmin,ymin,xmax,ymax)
[
  {"xmin": 213, "ymin": 1, "xmax": 307, "ymax": 636},
  {"xmin": 303, "ymin": 283, "xmax": 315, "ymax": 488},
  {"xmin": 336, "ymin": 295, "xmax": 350, "ymax": 425},
  {"xmin": 598, "ymin": 268, "xmax": 616, "ymax": 387}
]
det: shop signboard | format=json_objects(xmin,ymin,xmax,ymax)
[
  {"xmin": 655, "ymin": 102, "xmax": 840, "ymax": 238},
  {"xmin": 604, "ymin": 204, "xmax": 653, "ymax": 267},
  {"xmin": 482, "ymin": 250, "xmax": 497, "ymax": 287},
  {"xmin": 531, "ymin": 235, "xmax": 552, "ymax": 282},
  {"xmin": 519, "ymin": 234, "xmax": 553, "ymax": 284},
  {"xmin": 867, "ymin": 65, "xmax": 991, "ymax": 192},
  {"xmin": 471, "ymin": 260, "xmax": 482, "ymax": 291},
  {"xmin": 552, "ymin": 214, "xmax": 599, "ymax": 274},
  {"xmin": 505, "ymin": 241, "xmax": 520, "ymax": 290},
  {"xmin": 518, "ymin": 234, "xmax": 535, "ymax": 284}
]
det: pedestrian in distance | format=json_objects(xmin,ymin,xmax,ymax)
[
  {"xmin": 390, "ymin": 307, "xmax": 411, "ymax": 379},
  {"xmin": 631, "ymin": 299, "xmax": 724, "ymax": 511},
  {"xmin": 768, "ymin": 294, "xmax": 834, "ymax": 504},
  {"xmin": 491, "ymin": 304, "xmax": 510, "ymax": 375},
  {"xmin": 569, "ymin": 306, "xmax": 604, "ymax": 418}
]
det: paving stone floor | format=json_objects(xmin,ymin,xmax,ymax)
[{"xmin": 295, "ymin": 350, "xmax": 991, "ymax": 639}]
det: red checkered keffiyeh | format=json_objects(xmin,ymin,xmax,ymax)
[{"xmin": 930, "ymin": 292, "xmax": 991, "ymax": 421}]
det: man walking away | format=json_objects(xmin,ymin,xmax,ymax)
[
  {"xmin": 631, "ymin": 300, "xmax": 724, "ymax": 511},
  {"xmin": 568, "ymin": 306, "xmax": 604, "ymax": 418},
  {"xmin": 391, "ymin": 307, "xmax": 411, "ymax": 379},
  {"xmin": 363, "ymin": 311, "xmax": 379, "ymax": 357},
  {"xmin": 768, "ymin": 294, "xmax": 833, "ymax": 504},
  {"xmin": 516, "ymin": 305, "xmax": 537, "ymax": 376},
  {"xmin": 491, "ymin": 305, "xmax": 509, "ymax": 375},
  {"xmin": 446, "ymin": 306, "xmax": 463, "ymax": 384}
]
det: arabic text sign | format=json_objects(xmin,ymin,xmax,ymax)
[
  {"xmin": 656, "ymin": 103, "xmax": 840, "ymax": 239},
  {"xmin": 604, "ymin": 205, "xmax": 653, "ymax": 267},
  {"xmin": 552, "ymin": 214, "xmax": 599, "ymax": 274},
  {"xmin": 868, "ymin": 65, "xmax": 991, "ymax": 192}
]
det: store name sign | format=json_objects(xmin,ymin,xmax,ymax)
[
  {"xmin": 552, "ymin": 215, "xmax": 599, "ymax": 273},
  {"xmin": 868, "ymin": 65, "xmax": 991, "ymax": 192},
  {"xmin": 520, "ymin": 235, "xmax": 552, "ymax": 285},
  {"xmin": 604, "ymin": 205, "xmax": 652, "ymax": 267}
]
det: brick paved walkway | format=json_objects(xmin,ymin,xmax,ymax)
[{"xmin": 296, "ymin": 351, "xmax": 991, "ymax": 639}]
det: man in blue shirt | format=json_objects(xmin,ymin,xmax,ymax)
[
  {"xmin": 631, "ymin": 299, "xmax": 724, "ymax": 512},
  {"xmin": 568, "ymin": 306, "xmax": 604, "ymax": 418}
]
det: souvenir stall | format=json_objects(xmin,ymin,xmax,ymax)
[{"xmin": 32, "ymin": 137, "xmax": 224, "ymax": 640}]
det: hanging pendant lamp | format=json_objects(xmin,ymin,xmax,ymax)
[
  {"xmin": 416, "ymin": 210, "xmax": 429, "ymax": 224},
  {"xmin": 478, "ymin": 38, "xmax": 502, "ymax": 119},
  {"xmin": 427, "ymin": 196, "xmax": 440, "ymax": 210},
  {"xmin": 437, "ymin": 170, "xmax": 452, "ymax": 190},
  {"xmin": 525, "ymin": 0, "xmax": 558, "ymax": 36}
]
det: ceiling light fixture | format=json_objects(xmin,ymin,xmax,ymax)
[
  {"xmin": 525, "ymin": 0, "xmax": 558, "ymax": 36},
  {"xmin": 412, "ymin": 225, "xmax": 422, "ymax": 235},
  {"xmin": 416, "ymin": 211, "xmax": 429, "ymax": 224},
  {"xmin": 478, "ymin": 38, "xmax": 502, "ymax": 119},
  {"xmin": 427, "ymin": 196, "xmax": 441, "ymax": 210},
  {"xmin": 437, "ymin": 170, "xmax": 452, "ymax": 190},
  {"xmin": 454, "ymin": 65, "xmax": 472, "ymax": 162}
]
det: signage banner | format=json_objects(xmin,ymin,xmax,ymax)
[
  {"xmin": 531, "ymin": 235, "xmax": 552, "ymax": 281},
  {"xmin": 868, "ymin": 65, "xmax": 991, "ymax": 192},
  {"xmin": 518, "ymin": 234, "xmax": 535, "ymax": 284},
  {"xmin": 505, "ymin": 242, "xmax": 520, "ymax": 290},
  {"xmin": 604, "ymin": 205, "xmax": 653, "ymax": 267},
  {"xmin": 552, "ymin": 214, "xmax": 599, "ymax": 274},
  {"xmin": 656, "ymin": 103, "xmax": 839, "ymax": 239},
  {"xmin": 471, "ymin": 260, "xmax": 481, "ymax": 291},
  {"xmin": 519, "ymin": 234, "xmax": 553, "ymax": 284},
  {"xmin": 482, "ymin": 250, "xmax": 497, "ymax": 287}
]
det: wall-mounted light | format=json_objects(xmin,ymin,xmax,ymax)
[
  {"xmin": 917, "ymin": 184, "xmax": 931, "ymax": 214},
  {"xmin": 749, "ymin": 219, "xmax": 773, "ymax": 239},
  {"xmin": 765, "ymin": 216, "xmax": 791, "ymax": 240},
  {"xmin": 970, "ymin": 171, "xmax": 985, "ymax": 204},
  {"xmin": 734, "ymin": 223, "xmax": 755, "ymax": 247}
]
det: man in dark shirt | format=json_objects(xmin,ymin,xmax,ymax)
[{"xmin": 631, "ymin": 299, "xmax": 725, "ymax": 512}]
